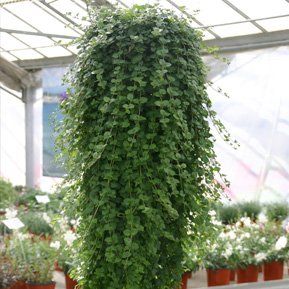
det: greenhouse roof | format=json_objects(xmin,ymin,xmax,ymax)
[{"xmin": 0, "ymin": 0, "xmax": 289, "ymax": 69}]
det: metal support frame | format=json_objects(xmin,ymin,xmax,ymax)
[
  {"xmin": 204, "ymin": 29, "xmax": 289, "ymax": 53},
  {"xmin": 221, "ymin": 0, "xmax": 266, "ymax": 32}
]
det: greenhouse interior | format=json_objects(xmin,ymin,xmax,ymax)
[{"xmin": 1, "ymin": 0, "xmax": 289, "ymax": 289}]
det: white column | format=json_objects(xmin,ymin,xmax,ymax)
[{"xmin": 24, "ymin": 71, "xmax": 43, "ymax": 188}]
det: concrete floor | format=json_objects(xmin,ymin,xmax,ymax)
[{"xmin": 54, "ymin": 267, "xmax": 289, "ymax": 289}]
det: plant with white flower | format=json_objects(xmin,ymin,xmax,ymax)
[
  {"xmin": 5, "ymin": 208, "xmax": 18, "ymax": 219},
  {"xmin": 50, "ymin": 241, "xmax": 61, "ymax": 250},
  {"xmin": 275, "ymin": 236, "xmax": 287, "ymax": 251},
  {"xmin": 42, "ymin": 213, "xmax": 51, "ymax": 224},
  {"xmin": 258, "ymin": 212, "xmax": 268, "ymax": 224},
  {"xmin": 64, "ymin": 230, "xmax": 77, "ymax": 246}
]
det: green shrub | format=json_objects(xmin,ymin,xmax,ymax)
[
  {"xmin": 239, "ymin": 201, "xmax": 261, "ymax": 221},
  {"xmin": 218, "ymin": 204, "xmax": 239, "ymax": 224},
  {"xmin": 266, "ymin": 203, "xmax": 289, "ymax": 222},
  {"xmin": 0, "ymin": 178, "xmax": 17, "ymax": 209},
  {"xmin": 21, "ymin": 212, "xmax": 53, "ymax": 236},
  {"xmin": 57, "ymin": 5, "xmax": 227, "ymax": 289}
]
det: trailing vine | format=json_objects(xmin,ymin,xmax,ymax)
[{"xmin": 58, "ymin": 5, "xmax": 228, "ymax": 289}]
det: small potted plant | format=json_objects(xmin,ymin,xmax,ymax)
[
  {"xmin": 233, "ymin": 218, "xmax": 264, "ymax": 283},
  {"xmin": 261, "ymin": 222, "xmax": 288, "ymax": 280},
  {"xmin": 6, "ymin": 232, "xmax": 30, "ymax": 289},
  {"xmin": 238, "ymin": 201, "xmax": 261, "ymax": 222},
  {"xmin": 25, "ymin": 237, "xmax": 58, "ymax": 289},
  {"xmin": 204, "ymin": 230, "xmax": 234, "ymax": 287},
  {"xmin": 20, "ymin": 211, "xmax": 53, "ymax": 240},
  {"xmin": 266, "ymin": 203, "xmax": 289, "ymax": 223},
  {"xmin": 0, "ymin": 251, "xmax": 16, "ymax": 289}
]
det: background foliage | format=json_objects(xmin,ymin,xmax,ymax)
[{"xmin": 58, "ymin": 5, "xmax": 225, "ymax": 289}]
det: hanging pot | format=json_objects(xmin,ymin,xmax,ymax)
[
  {"xmin": 207, "ymin": 269, "xmax": 230, "ymax": 287},
  {"xmin": 65, "ymin": 274, "xmax": 78, "ymax": 289},
  {"xmin": 264, "ymin": 261, "xmax": 284, "ymax": 281},
  {"xmin": 26, "ymin": 281, "xmax": 56, "ymax": 289},
  {"xmin": 237, "ymin": 265, "xmax": 258, "ymax": 283}
]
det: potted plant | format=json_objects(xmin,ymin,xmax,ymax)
[
  {"xmin": 266, "ymin": 203, "xmax": 289, "ymax": 223},
  {"xmin": 0, "ymin": 178, "xmax": 17, "ymax": 213},
  {"xmin": 20, "ymin": 211, "xmax": 53, "ymax": 239},
  {"xmin": 204, "ymin": 229, "xmax": 234, "ymax": 287},
  {"xmin": 232, "ymin": 218, "xmax": 264, "ymax": 283},
  {"xmin": 217, "ymin": 204, "xmax": 240, "ymax": 225},
  {"xmin": 261, "ymin": 222, "xmax": 288, "ymax": 281},
  {"xmin": 25, "ymin": 237, "xmax": 58, "ymax": 289},
  {"xmin": 6, "ymin": 232, "xmax": 30, "ymax": 289},
  {"xmin": 238, "ymin": 201, "xmax": 261, "ymax": 222},
  {"xmin": 0, "ymin": 247, "xmax": 17, "ymax": 289}
]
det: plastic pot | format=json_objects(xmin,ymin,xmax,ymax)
[
  {"xmin": 264, "ymin": 261, "xmax": 284, "ymax": 281},
  {"xmin": 10, "ymin": 280, "xmax": 27, "ymax": 289},
  {"xmin": 230, "ymin": 270, "xmax": 235, "ymax": 281},
  {"xmin": 207, "ymin": 269, "xmax": 230, "ymax": 287},
  {"xmin": 26, "ymin": 282, "xmax": 56, "ymax": 289},
  {"xmin": 180, "ymin": 272, "xmax": 192, "ymax": 289},
  {"xmin": 237, "ymin": 265, "xmax": 258, "ymax": 283},
  {"xmin": 65, "ymin": 274, "xmax": 78, "ymax": 289}
]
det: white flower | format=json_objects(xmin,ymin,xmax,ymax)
[
  {"xmin": 244, "ymin": 232, "xmax": 251, "ymax": 238},
  {"xmin": 260, "ymin": 237, "xmax": 266, "ymax": 243},
  {"xmin": 208, "ymin": 210, "xmax": 216, "ymax": 217},
  {"xmin": 275, "ymin": 236, "xmax": 287, "ymax": 251},
  {"xmin": 219, "ymin": 232, "xmax": 227, "ymax": 239},
  {"xmin": 16, "ymin": 232, "xmax": 29, "ymax": 241},
  {"xmin": 258, "ymin": 212, "xmax": 268, "ymax": 223},
  {"xmin": 64, "ymin": 231, "xmax": 77, "ymax": 246},
  {"xmin": 223, "ymin": 246, "xmax": 233, "ymax": 258},
  {"xmin": 42, "ymin": 213, "xmax": 51, "ymax": 224},
  {"xmin": 227, "ymin": 231, "xmax": 236, "ymax": 240},
  {"xmin": 5, "ymin": 208, "xmax": 17, "ymax": 219},
  {"xmin": 240, "ymin": 217, "xmax": 251, "ymax": 227},
  {"xmin": 50, "ymin": 241, "xmax": 61, "ymax": 250},
  {"xmin": 255, "ymin": 252, "xmax": 267, "ymax": 262},
  {"xmin": 211, "ymin": 219, "xmax": 222, "ymax": 226}
]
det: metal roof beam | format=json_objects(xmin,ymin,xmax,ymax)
[
  {"xmin": 0, "ymin": 56, "xmax": 35, "ymax": 91},
  {"xmin": 165, "ymin": 0, "xmax": 220, "ymax": 39},
  {"xmin": 222, "ymin": 0, "xmax": 267, "ymax": 32},
  {"xmin": 0, "ymin": 28, "xmax": 77, "ymax": 39},
  {"xmin": 204, "ymin": 29, "xmax": 289, "ymax": 53}
]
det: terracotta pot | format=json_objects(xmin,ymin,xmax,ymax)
[
  {"xmin": 26, "ymin": 282, "xmax": 56, "ymax": 289},
  {"xmin": 54, "ymin": 261, "xmax": 63, "ymax": 272},
  {"xmin": 264, "ymin": 261, "xmax": 284, "ymax": 281},
  {"xmin": 180, "ymin": 272, "xmax": 191, "ymax": 289},
  {"xmin": 10, "ymin": 281, "xmax": 27, "ymax": 289},
  {"xmin": 237, "ymin": 265, "xmax": 258, "ymax": 283},
  {"xmin": 207, "ymin": 269, "xmax": 230, "ymax": 287},
  {"xmin": 230, "ymin": 270, "xmax": 235, "ymax": 281},
  {"xmin": 65, "ymin": 274, "xmax": 78, "ymax": 289}
]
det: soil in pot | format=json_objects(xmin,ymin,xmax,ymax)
[
  {"xmin": 237, "ymin": 265, "xmax": 258, "ymax": 283},
  {"xmin": 26, "ymin": 281, "xmax": 56, "ymax": 289},
  {"xmin": 65, "ymin": 274, "xmax": 78, "ymax": 289},
  {"xmin": 207, "ymin": 269, "xmax": 230, "ymax": 287},
  {"xmin": 264, "ymin": 261, "xmax": 284, "ymax": 281}
]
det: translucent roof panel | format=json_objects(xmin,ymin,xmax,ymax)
[
  {"xmin": 37, "ymin": 46, "xmax": 72, "ymax": 57},
  {"xmin": 213, "ymin": 22, "xmax": 261, "ymax": 38},
  {"xmin": 174, "ymin": 0, "xmax": 244, "ymax": 25},
  {"xmin": 257, "ymin": 17, "xmax": 289, "ymax": 32},
  {"xmin": 10, "ymin": 49, "xmax": 44, "ymax": 60},
  {"xmin": 0, "ymin": 32, "xmax": 29, "ymax": 51},
  {"xmin": 5, "ymin": 1, "xmax": 80, "ymax": 36},
  {"xmin": 228, "ymin": 0, "xmax": 289, "ymax": 19}
]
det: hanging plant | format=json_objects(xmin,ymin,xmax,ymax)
[{"xmin": 58, "ymin": 5, "xmax": 228, "ymax": 289}]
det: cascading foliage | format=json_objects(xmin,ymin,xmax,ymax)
[{"xmin": 58, "ymin": 5, "xmax": 226, "ymax": 289}]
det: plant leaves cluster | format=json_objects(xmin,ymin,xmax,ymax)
[{"xmin": 58, "ymin": 5, "xmax": 225, "ymax": 289}]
